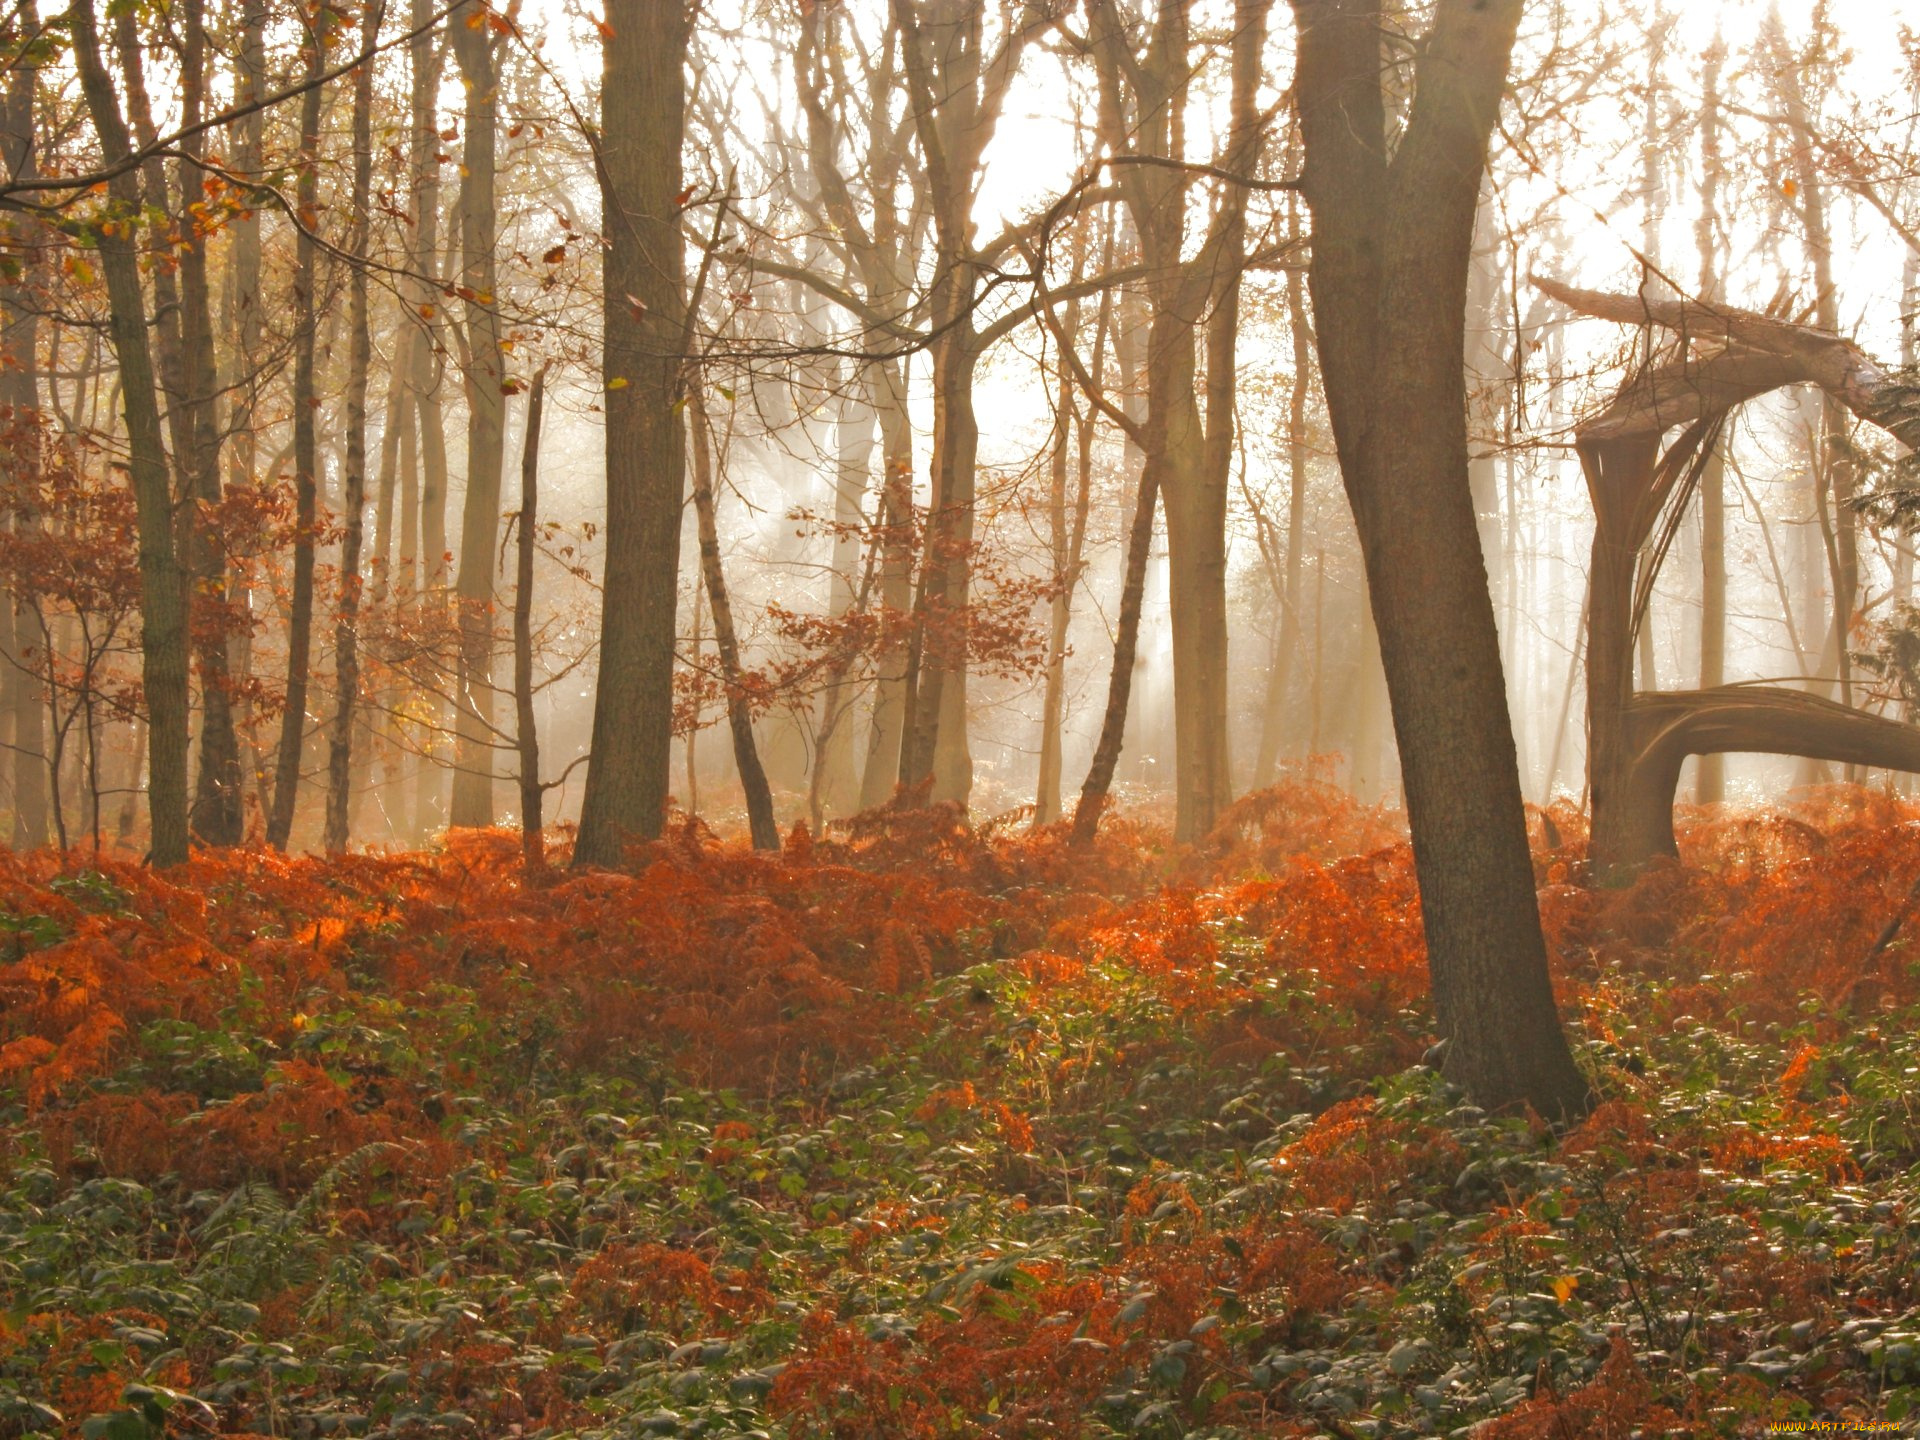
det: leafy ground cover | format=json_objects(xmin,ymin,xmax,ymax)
[{"xmin": 4, "ymin": 778, "xmax": 1920, "ymax": 1437}]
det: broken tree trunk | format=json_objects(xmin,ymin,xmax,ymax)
[{"xmin": 1539, "ymin": 276, "xmax": 1920, "ymax": 878}]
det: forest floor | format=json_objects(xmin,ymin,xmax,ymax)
[{"xmin": 3, "ymin": 779, "xmax": 1920, "ymax": 1438}]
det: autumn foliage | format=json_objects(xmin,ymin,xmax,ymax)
[{"xmin": 3, "ymin": 779, "xmax": 1920, "ymax": 1434}]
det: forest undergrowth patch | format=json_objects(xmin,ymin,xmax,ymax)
[{"xmin": 4, "ymin": 779, "xmax": 1920, "ymax": 1436}]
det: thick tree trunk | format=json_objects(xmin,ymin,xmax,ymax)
[
  {"xmin": 573, "ymin": 0, "xmax": 693, "ymax": 866},
  {"xmin": 898, "ymin": 304, "xmax": 979, "ymax": 804},
  {"xmin": 1294, "ymin": 0, "xmax": 1590, "ymax": 1117},
  {"xmin": 324, "ymin": 0, "xmax": 377, "ymax": 855},
  {"xmin": 117, "ymin": 9, "xmax": 238, "ymax": 845},
  {"xmin": 1582, "ymin": 432, "xmax": 1668, "ymax": 878},
  {"xmin": 449, "ymin": 5, "xmax": 505, "ymax": 827},
  {"xmin": 688, "ymin": 391, "xmax": 779, "ymax": 850},
  {"xmin": 69, "ymin": 0, "xmax": 191, "ymax": 867},
  {"xmin": 265, "ymin": 21, "xmax": 327, "ymax": 852},
  {"xmin": 0, "ymin": 23, "xmax": 47, "ymax": 846}
]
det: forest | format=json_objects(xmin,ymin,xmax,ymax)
[{"xmin": 3, "ymin": 0, "xmax": 1920, "ymax": 1434}]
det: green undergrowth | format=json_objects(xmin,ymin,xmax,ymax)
[{"xmin": 1, "ymin": 835, "xmax": 1919, "ymax": 1437}]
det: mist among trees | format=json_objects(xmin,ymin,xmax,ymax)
[{"xmin": 3, "ymin": 1, "xmax": 1920, "ymax": 1434}]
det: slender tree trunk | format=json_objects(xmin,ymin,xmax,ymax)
[
  {"xmin": 374, "ymin": 340, "xmax": 409, "ymax": 596},
  {"xmin": 393, "ymin": 382, "xmax": 420, "ymax": 841},
  {"xmin": 368, "ymin": 314, "xmax": 412, "ymax": 842},
  {"xmin": 69, "ymin": 0, "xmax": 191, "ymax": 866},
  {"xmin": 1070, "ymin": 450, "xmax": 1160, "ymax": 845},
  {"xmin": 406, "ymin": 0, "xmax": 448, "ymax": 838},
  {"xmin": 115, "ymin": 716, "xmax": 144, "ymax": 845},
  {"xmin": 1293, "ymin": 0, "xmax": 1589, "ymax": 1116},
  {"xmin": 685, "ymin": 584, "xmax": 703, "ymax": 818},
  {"xmin": 324, "ymin": 0, "xmax": 377, "ymax": 854},
  {"xmin": 176, "ymin": 0, "xmax": 243, "ymax": 845},
  {"xmin": 1254, "ymin": 204, "xmax": 1312, "ymax": 789},
  {"xmin": 1035, "ymin": 330, "xmax": 1096, "ymax": 824},
  {"xmin": 888, "ymin": 0, "xmax": 1034, "ymax": 809},
  {"xmin": 574, "ymin": 1, "xmax": 693, "ymax": 866},
  {"xmin": 858, "ymin": 358, "xmax": 914, "ymax": 809},
  {"xmin": 812, "ymin": 361, "xmax": 874, "ymax": 822},
  {"xmin": 266, "ymin": 18, "xmax": 328, "ymax": 852},
  {"xmin": 1770, "ymin": 15, "xmax": 1855, "ymax": 778},
  {"xmin": 1691, "ymin": 36, "xmax": 1729, "ymax": 805},
  {"xmin": 1164, "ymin": 334, "xmax": 1232, "ymax": 842},
  {"xmin": 1898, "ymin": 245, "xmax": 1918, "ymax": 622},
  {"xmin": 514, "ymin": 368, "xmax": 547, "ymax": 869},
  {"xmin": 688, "ymin": 390, "xmax": 780, "ymax": 849},
  {"xmin": 226, "ymin": 0, "xmax": 268, "ymax": 831},
  {"xmin": 1083, "ymin": 0, "xmax": 1262, "ymax": 842}
]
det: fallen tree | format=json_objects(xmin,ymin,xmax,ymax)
[{"xmin": 1537, "ymin": 276, "xmax": 1920, "ymax": 879}]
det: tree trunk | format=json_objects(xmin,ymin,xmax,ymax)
[
  {"xmin": 226, "ymin": 0, "xmax": 269, "ymax": 832},
  {"xmin": 1082, "ymin": 0, "xmax": 1263, "ymax": 842},
  {"xmin": 69, "ymin": 0, "xmax": 191, "ymax": 867},
  {"xmin": 449, "ymin": 3, "xmax": 505, "ymax": 827},
  {"xmin": 858, "ymin": 358, "xmax": 914, "ymax": 809},
  {"xmin": 324, "ymin": 0, "xmax": 377, "ymax": 854},
  {"xmin": 177, "ymin": 0, "xmax": 243, "ymax": 845},
  {"xmin": 1772, "ymin": 17, "xmax": 1857, "ymax": 736},
  {"xmin": 265, "ymin": 17, "xmax": 328, "ymax": 852},
  {"xmin": 407, "ymin": 0, "xmax": 448, "ymax": 838},
  {"xmin": 888, "ymin": 0, "xmax": 1033, "ymax": 809},
  {"xmin": 1293, "ymin": 0, "xmax": 1590, "ymax": 1117},
  {"xmin": 573, "ymin": 0, "xmax": 693, "ymax": 866},
  {"xmin": 1035, "ymin": 283, "xmax": 1098, "ymax": 826},
  {"xmin": 811, "ymin": 361, "xmax": 874, "ymax": 823},
  {"xmin": 1582, "ymin": 431, "xmax": 1669, "ymax": 877},
  {"xmin": 116, "ymin": 8, "xmax": 232, "ymax": 845},
  {"xmin": 392, "ymin": 380, "xmax": 420, "ymax": 841},
  {"xmin": 1070, "ymin": 444, "xmax": 1160, "ymax": 844},
  {"xmin": 688, "ymin": 389, "xmax": 780, "ymax": 850},
  {"xmin": 1539, "ymin": 278, "xmax": 1920, "ymax": 876},
  {"xmin": 898, "ymin": 300, "xmax": 979, "ymax": 804},
  {"xmin": 1254, "ymin": 200, "xmax": 1312, "ymax": 789},
  {"xmin": 0, "ymin": 18, "xmax": 47, "ymax": 847},
  {"xmin": 514, "ymin": 368, "xmax": 547, "ymax": 869},
  {"xmin": 1690, "ymin": 39, "xmax": 1730, "ymax": 805}
]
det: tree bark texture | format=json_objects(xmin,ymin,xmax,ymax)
[
  {"xmin": 574, "ymin": 0, "xmax": 693, "ymax": 867},
  {"xmin": 1293, "ymin": 0, "xmax": 1590, "ymax": 1117}
]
